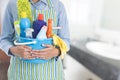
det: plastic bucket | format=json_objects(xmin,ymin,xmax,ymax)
[{"xmin": 14, "ymin": 37, "xmax": 53, "ymax": 63}]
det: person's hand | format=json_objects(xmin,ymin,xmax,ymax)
[
  {"xmin": 10, "ymin": 45, "xmax": 35, "ymax": 59},
  {"xmin": 32, "ymin": 44, "xmax": 60, "ymax": 60}
]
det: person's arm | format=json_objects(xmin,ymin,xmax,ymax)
[
  {"xmin": 0, "ymin": 1, "xmax": 39, "ymax": 59},
  {"xmin": 57, "ymin": 1, "xmax": 70, "ymax": 50},
  {"xmin": 0, "ymin": 1, "xmax": 15, "ymax": 56}
]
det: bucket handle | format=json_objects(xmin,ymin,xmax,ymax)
[{"xmin": 14, "ymin": 40, "xmax": 37, "ymax": 45}]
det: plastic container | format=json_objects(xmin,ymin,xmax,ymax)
[
  {"xmin": 36, "ymin": 26, "xmax": 47, "ymax": 40},
  {"xmin": 46, "ymin": 19, "xmax": 52, "ymax": 38},
  {"xmin": 32, "ymin": 14, "xmax": 46, "ymax": 38},
  {"xmin": 25, "ymin": 28, "xmax": 34, "ymax": 38},
  {"xmin": 14, "ymin": 37, "xmax": 53, "ymax": 63},
  {"xmin": 20, "ymin": 12, "xmax": 31, "ymax": 37}
]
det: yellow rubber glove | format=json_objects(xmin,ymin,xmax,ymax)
[{"xmin": 53, "ymin": 34, "xmax": 69, "ymax": 59}]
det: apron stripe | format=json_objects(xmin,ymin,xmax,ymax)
[{"xmin": 8, "ymin": 58, "xmax": 64, "ymax": 80}]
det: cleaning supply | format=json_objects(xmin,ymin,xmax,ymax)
[
  {"xmin": 17, "ymin": 0, "xmax": 32, "ymax": 22},
  {"xmin": 20, "ymin": 12, "xmax": 31, "ymax": 37},
  {"xmin": 25, "ymin": 28, "xmax": 34, "ymax": 38},
  {"xmin": 36, "ymin": 26, "xmax": 47, "ymax": 40},
  {"xmin": 46, "ymin": 19, "xmax": 52, "ymax": 38},
  {"xmin": 53, "ymin": 34, "xmax": 69, "ymax": 59},
  {"xmin": 14, "ymin": 21, "xmax": 20, "ymax": 37},
  {"xmin": 32, "ymin": 14, "xmax": 46, "ymax": 38}
]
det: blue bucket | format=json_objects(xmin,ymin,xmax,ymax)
[{"xmin": 14, "ymin": 37, "xmax": 53, "ymax": 63}]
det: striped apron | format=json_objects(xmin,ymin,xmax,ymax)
[{"xmin": 8, "ymin": 0, "xmax": 64, "ymax": 80}]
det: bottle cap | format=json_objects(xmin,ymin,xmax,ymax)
[
  {"xmin": 21, "ymin": 12, "xmax": 27, "ymax": 18},
  {"xmin": 38, "ymin": 14, "xmax": 44, "ymax": 20},
  {"xmin": 48, "ymin": 19, "xmax": 52, "ymax": 23}
]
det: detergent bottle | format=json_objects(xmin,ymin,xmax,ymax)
[
  {"xmin": 46, "ymin": 19, "xmax": 52, "ymax": 38},
  {"xmin": 32, "ymin": 14, "xmax": 46, "ymax": 38},
  {"xmin": 20, "ymin": 12, "xmax": 31, "ymax": 37}
]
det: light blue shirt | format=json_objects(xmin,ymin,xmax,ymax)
[{"xmin": 0, "ymin": 0, "xmax": 70, "ymax": 56}]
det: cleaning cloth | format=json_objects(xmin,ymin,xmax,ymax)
[{"xmin": 52, "ymin": 34, "xmax": 69, "ymax": 59}]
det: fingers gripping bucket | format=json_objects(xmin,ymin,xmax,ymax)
[{"xmin": 14, "ymin": 37, "xmax": 53, "ymax": 63}]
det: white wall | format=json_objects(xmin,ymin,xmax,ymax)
[
  {"xmin": 89, "ymin": 0, "xmax": 104, "ymax": 28},
  {"xmin": 61, "ymin": 0, "xmax": 104, "ymax": 40},
  {"xmin": 61, "ymin": 0, "xmax": 91, "ymax": 40},
  {"xmin": 101, "ymin": 0, "xmax": 120, "ymax": 30}
]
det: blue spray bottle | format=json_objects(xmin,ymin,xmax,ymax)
[{"xmin": 20, "ymin": 12, "xmax": 31, "ymax": 37}]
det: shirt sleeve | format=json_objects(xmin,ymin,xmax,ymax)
[
  {"xmin": 0, "ymin": 1, "xmax": 15, "ymax": 56},
  {"xmin": 57, "ymin": 1, "xmax": 70, "ymax": 51}
]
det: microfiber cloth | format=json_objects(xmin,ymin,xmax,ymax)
[{"xmin": 52, "ymin": 34, "xmax": 69, "ymax": 59}]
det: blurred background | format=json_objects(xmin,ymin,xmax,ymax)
[{"xmin": 1, "ymin": 0, "xmax": 120, "ymax": 80}]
